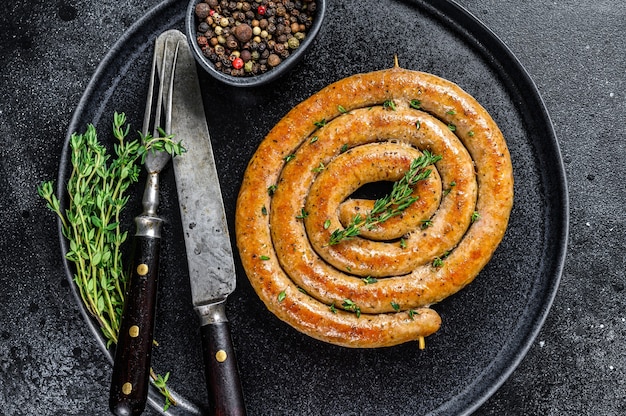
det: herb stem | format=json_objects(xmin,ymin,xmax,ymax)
[{"xmin": 329, "ymin": 150, "xmax": 442, "ymax": 245}]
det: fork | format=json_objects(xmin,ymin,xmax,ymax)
[{"xmin": 109, "ymin": 34, "xmax": 180, "ymax": 416}]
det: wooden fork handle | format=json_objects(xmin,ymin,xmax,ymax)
[{"xmin": 109, "ymin": 219, "xmax": 161, "ymax": 416}]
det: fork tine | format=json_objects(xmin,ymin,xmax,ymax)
[
  {"xmin": 141, "ymin": 45, "xmax": 158, "ymax": 138},
  {"xmin": 152, "ymin": 42, "xmax": 168, "ymax": 138},
  {"xmin": 164, "ymin": 41, "xmax": 181, "ymax": 136},
  {"xmin": 143, "ymin": 38, "xmax": 181, "ymax": 139}
]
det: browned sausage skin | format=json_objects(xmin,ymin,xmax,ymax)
[{"xmin": 235, "ymin": 65, "xmax": 513, "ymax": 348}]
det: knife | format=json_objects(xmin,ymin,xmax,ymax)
[{"xmin": 164, "ymin": 29, "xmax": 247, "ymax": 416}]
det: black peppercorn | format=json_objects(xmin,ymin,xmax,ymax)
[
  {"xmin": 195, "ymin": 3, "xmax": 211, "ymax": 19},
  {"xmin": 226, "ymin": 35, "xmax": 238, "ymax": 49},
  {"xmin": 240, "ymin": 49, "xmax": 252, "ymax": 62},
  {"xmin": 198, "ymin": 22, "xmax": 210, "ymax": 32}
]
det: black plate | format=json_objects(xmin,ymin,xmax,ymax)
[{"xmin": 59, "ymin": 0, "xmax": 568, "ymax": 414}]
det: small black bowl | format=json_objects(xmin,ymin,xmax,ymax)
[{"xmin": 185, "ymin": 0, "xmax": 326, "ymax": 87}]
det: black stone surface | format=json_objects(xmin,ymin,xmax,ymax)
[{"xmin": 1, "ymin": 1, "xmax": 623, "ymax": 415}]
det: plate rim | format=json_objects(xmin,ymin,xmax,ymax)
[{"xmin": 414, "ymin": 0, "xmax": 569, "ymax": 413}]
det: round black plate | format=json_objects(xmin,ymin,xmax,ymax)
[{"xmin": 59, "ymin": 0, "xmax": 568, "ymax": 414}]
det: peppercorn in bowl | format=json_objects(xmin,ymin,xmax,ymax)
[{"xmin": 186, "ymin": 0, "xmax": 326, "ymax": 87}]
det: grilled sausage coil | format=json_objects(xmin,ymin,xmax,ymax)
[{"xmin": 235, "ymin": 66, "xmax": 514, "ymax": 348}]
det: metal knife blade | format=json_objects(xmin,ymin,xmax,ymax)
[{"xmin": 163, "ymin": 29, "xmax": 246, "ymax": 416}]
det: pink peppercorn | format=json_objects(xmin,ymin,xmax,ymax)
[{"xmin": 232, "ymin": 57, "xmax": 244, "ymax": 69}]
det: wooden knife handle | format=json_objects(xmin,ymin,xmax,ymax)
[
  {"xmin": 109, "ymin": 233, "xmax": 161, "ymax": 416},
  {"xmin": 201, "ymin": 317, "xmax": 247, "ymax": 416}
]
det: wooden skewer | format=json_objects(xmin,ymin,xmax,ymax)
[{"xmin": 418, "ymin": 336, "xmax": 426, "ymax": 350}]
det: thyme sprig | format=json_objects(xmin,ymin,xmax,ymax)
[
  {"xmin": 329, "ymin": 150, "xmax": 442, "ymax": 245},
  {"xmin": 38, "ymin": 112, "xmax": 182, "ymax": 408}
]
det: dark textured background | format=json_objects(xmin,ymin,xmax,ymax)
[{"xmin": 1, "ymin": 0, "xmax": 624, "ymax": 415}]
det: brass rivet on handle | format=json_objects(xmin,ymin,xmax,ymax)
[
  {"xmin": 137, "ymin": 263, "xmax": 149, "ymax": 276},
  {"xmin": 122, "ymin": 382, "xmax": 133, "ymax": 395},
  {"xmin": 215, "ymin": 350, "xmax": 227, "ymax": 363},
  {"xmin": 129, "ymin": 325, "xmax": 140, "ymax": 338}
]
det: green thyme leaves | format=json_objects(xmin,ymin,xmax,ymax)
[
  {"xmin": 38, "ymin": 112, "xmax": 183, "ymax": 346},
  {"xmin": 362, "ymin": 276, "xmax": 378, "ymax": 285},
  {"xmin": 432, "ymin": 257, "xmax": 444, "ymax": 268},
  {"xmin": 312, "ymin": 162, "xmax": 325, "ymax": 173},
  {"xmin": 443, "ymin": 181, "xmax": 456, "ymax": 196},
  {"xmin": 314, "ymin": 119, "xmax": 327, "ymax": 128},
  {"xmin": 329, "ymin": 151, "xmax": 442, "ymax": 245},
  {"xmin": 342, "ymin": 299, "xmax": 361, "ymax": 318},
  {"xmin": 38, "ymin": 112, "xmax": 179, "ymax": 408},
  {"xmin": 432, "ymin": 251, "xmax": 451, "ymax": 268},
  {"xmin": 383, "ymin": 100, "xmax": 397, "ymax": 111}
]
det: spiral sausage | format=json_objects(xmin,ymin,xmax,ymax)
[{"xmin": 235, "ymin": 65, "xmax": 513, "ymax": 348}]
